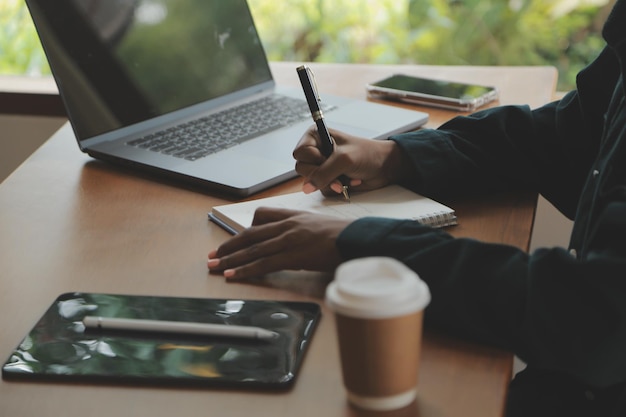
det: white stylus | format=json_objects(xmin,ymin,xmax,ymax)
[{"xmin": 82, "ymin": 316, "xmax": 279, "ymax": 341}]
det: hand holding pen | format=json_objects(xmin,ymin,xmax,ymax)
[{"xmin": 297, "ymin": 65, "xmax": 351, "ymax": 202}]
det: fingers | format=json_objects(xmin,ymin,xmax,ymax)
[
  {"xmin": 208, "ymin": 224, "xmax": 287, "ymax": 279},
  {"xmin": 302, "ymin": 181, "xmax": 318, "ymax": 194},
  {"xmin": 300, "ymin": 178, "xmax": 355, "ymax": 196},
  {"xmin": 293, "ymin": 125, "xmax": 325, "ymax": 165},
  {"xmin": 211, "ymin": 234, "xmax": 289, "ymax": 279},
  {"xmin": 293, "ymin": 126, "xmax": 357, "ymax": 164},
  {"xmin": 215, "ymin": 207, "xmax": 297, "ymax": 256},
  {"xmin": 294, "ymin": 126, "xmax": 364, "ymax": 195},
  {"xmin": 208, "ymin": 208, "xmax": 301, "ymax": 278},
  {"xmin": 293, "ymin": 126, "xmax": 329, "ymax": 194},
  {"xmin": 208, "ymin": 209, "xmax": 349, "ymax": 280},
  {"xmin": 251, "ymin": 207, "xmax": 302, "ymax": 225}
]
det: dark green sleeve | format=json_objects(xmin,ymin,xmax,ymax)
[
  {"xmin": 389, "ymin": 48, "xmax": 617, "ymax": 219},
  {"xmin": 335, "ymin": 47, "xmax": 626, "ymax": 389},
  {"xmin": 337, "ymin": 217, "xmax": 626, "ymax": 388}
]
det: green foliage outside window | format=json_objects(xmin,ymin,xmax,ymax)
[
  {"xmin": 248, "ymin": 0, "xmax": 611, "ymax": 91},
  {"xmin": 0, "ymin": 0, "xmax": 612, "ymax": 91},
  {"xmin": 0, "ymin": 0, "xmax": 49, "ymax": 76}
]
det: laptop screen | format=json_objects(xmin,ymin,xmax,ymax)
[{"xmin": 26, "ymin": 0, "xmax": 273, "ymax": 141}]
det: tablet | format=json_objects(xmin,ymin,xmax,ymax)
[{"xmin": 2, "ymin": 292, "xmax": 321, "ymax": 389}]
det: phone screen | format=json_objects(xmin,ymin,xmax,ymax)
[{"xmin": 372, "ymin": 74, "xmax": 494, "ymax": 100}]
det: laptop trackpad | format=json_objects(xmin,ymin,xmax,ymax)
[
  {"xmin": 185, "ymin": 152, "xmax": 294, "ymax": 189},
  {"xmin": 325, "ymin": 121, "xmax": 378, "ymax": 138}
]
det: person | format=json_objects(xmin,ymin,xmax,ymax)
[{"xmin": 208, "ymin": 1, "xmax": 626, "ymax": 415}]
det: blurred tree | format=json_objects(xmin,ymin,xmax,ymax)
[
  {"xmin": 0, "ymin": 0, "xmax": 612, "ymax": 91},
  {"xmin": 249, "ymin": 0, "xmax": 611, "ymax": 91},
  {"xmin": 0, "ymin": 0, "xmax": 49, "ymax": 75},
  {"xmin": 404, "ymin": 0, "xmax": 612, "ymax": 91}
]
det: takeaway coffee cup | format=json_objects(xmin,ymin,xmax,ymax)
[{"xmin": 326, "ymin": 257, "xmax": 431, "ymax": 411}]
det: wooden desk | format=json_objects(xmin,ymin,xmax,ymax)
[{"xmin": 0, "ymin": 63, "xmax": 556, "ymax": 417}]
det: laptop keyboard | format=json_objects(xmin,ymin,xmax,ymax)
[{"xmin": 126, "ymin": 95, "xmax": 335, "ymax": 161}]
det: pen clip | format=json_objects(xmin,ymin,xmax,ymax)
[
  {"xmin": 305, "ymin": 66, "xmax": 322, "ymax": 105},
  {"xmin": 297, "ymin": 65, "xmax": 326, "ymax": 122}
]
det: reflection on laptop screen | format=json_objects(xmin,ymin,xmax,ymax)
[{"xmin": 27, "ymin": 0, "xmax": 273, "ymax": 140}]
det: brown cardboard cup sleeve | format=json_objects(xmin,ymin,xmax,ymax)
[{"xmin": 326, "ymin": 257, "xmax": 431, "ymax": 411}]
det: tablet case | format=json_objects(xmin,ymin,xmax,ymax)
[{"xmin": 2, "ymin": 292, "xmax": 321, "ymax": 389}]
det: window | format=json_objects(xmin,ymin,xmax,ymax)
[{"xmin": 1, "ymin": 0, "xmax": 612, "ymax": 91}]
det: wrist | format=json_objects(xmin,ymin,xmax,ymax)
[{"xmin": 380, "ymin": 140, "xmax": 415, "ymax": 183}]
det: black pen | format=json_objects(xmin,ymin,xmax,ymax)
[{"xmin": 296, "ymin": 65, "xmax": 350, "ymax": 202}]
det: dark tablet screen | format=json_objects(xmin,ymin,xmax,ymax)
[{"xmin": 2, "ymin": 292, "xmax": 321, "ymax": 389}]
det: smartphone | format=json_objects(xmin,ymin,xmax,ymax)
[{"xmin": 366, "ymin": 74, "xmax": 498, "ymax": 111}]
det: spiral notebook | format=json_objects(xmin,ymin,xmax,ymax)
[{"xmin": 209, "ymin": 185, "xmax": 457, "ymax": 234}]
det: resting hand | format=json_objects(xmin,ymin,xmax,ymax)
[
  {"xmin": 293, "ymin": 126, "xmax": 411, "ymax": 196},
  {"xmin": 208, "ymin": 207, "xmax": 351, "ymax": 280}
]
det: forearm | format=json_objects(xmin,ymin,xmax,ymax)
[
  {"xmin": 337, "ymin": 217, "xmax": 626, "ymax": 388},
  {"xmin": 388, "ymin": 48, "xmax": 617, "ymax": 213},
  {"xmin": 337, "ymin": 217, "xmax": 527, "ymax": 349},
  {"xmin": 389, "ymin": 105, "xmax": 551, "ymax": 201}
]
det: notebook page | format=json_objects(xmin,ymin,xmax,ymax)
[{"xmin": 210, "ymin": 185, "xmax": 456, "ymax": 233}]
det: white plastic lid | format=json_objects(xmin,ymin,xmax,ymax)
[{"xmin": 326, "ymin": 257, "xmax": 431, "ymax": 319}]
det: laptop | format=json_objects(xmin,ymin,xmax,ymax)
[{"xmin": 25, "ymin": 0, "xmax": 428, "ymax": 197}]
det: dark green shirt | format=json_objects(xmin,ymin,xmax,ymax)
[{"xmin": 337, "ymin": 2, "xmax": 626, "ymax": 415}]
